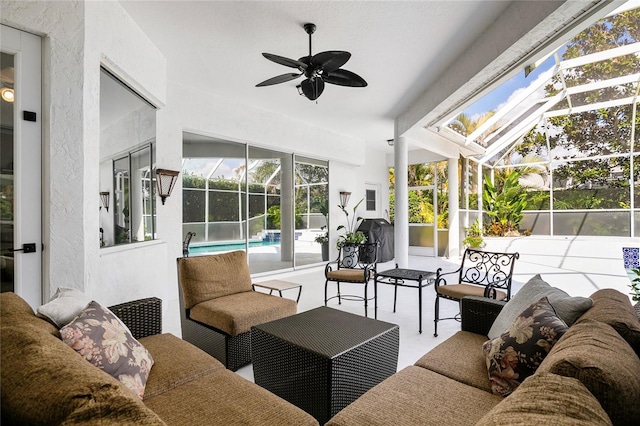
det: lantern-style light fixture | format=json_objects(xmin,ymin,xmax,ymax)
[
  {"xmin": 156, "ymin": 169, "xmax": 180, "ymax": 205},
  {"xmin": 339, "ymin": 191, "xmax": 351, "ymax": 209},
  {"xmin": 99, "ymin": 191, "xmax": 110, "ymax": 212}
]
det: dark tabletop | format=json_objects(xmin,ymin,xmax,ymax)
[
  {"xmin": 252, "ymin": 306, "xmax": 398, "ymax": 358},
  {"xmin": 376, "ymin": 268, "xmax": 435, "ymax": 281}
]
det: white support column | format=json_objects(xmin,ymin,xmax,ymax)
[
  {"xmin": 280, "ymin": 156, "xmax": 294, "ymax": 262},
  {"xmin": 448, "ymin": 157, "xmax": 460, "ymax": 258},
  {"xmin": 394, "ymin": 135, "xmax": 409, "ymax": 268}
]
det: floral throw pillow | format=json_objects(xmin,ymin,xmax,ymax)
[
  {"xmin": 482, "ymin": 296, "xmax": 568, "ymax": 397},
  {"xmin": 60, "ymin": 301, "xmax": 154, "ymax": 399}
]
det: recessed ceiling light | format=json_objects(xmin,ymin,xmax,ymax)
[{"xmin": 1, "ymin": 87, "xmax": 14, "ymax": 103}]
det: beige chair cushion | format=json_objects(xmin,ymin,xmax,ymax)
[
  {"xmin": 144, "ymin": 368, "xmax": 318, "ymax": 426},
  {"xmin": 139, "ymin": 333, "xmax": 224, "ymax": 399},
  {"xmin": 177, "ymin": 251, "xmax": 253, "ymax": 309},
  {"xmin": 437, "ymin": 283, "xmax": 507, "ymax": 301},
  {"xmin": 0, "ymin": 325, "xmax": 164, "ymax": 425},
  {"xmin": 326, "ymin": 366, "xmax": 502, "ymax": 426},
  {"xmin": 537, "ymin": 319, "xmax": 640, "ymax": 426},
  {"xmin": 189, "ymin": 291, "xmax": 297, "ymax": 336},
  {"xmin": 577, "ymin": 288, "xmax": 640, "ymax": 356},
  {"xmin": 476, "ymin": 372, "xmax": 612, "ymax": 426},
  {"xmin": 414, "ymin": 330, "xmax": 492, "ymax": 393},
  {"xmin": 326, "ymin": 268, "xmax": 366, "ymax": 282}
]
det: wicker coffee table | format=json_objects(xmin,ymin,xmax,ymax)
[{"xmin": 251, "ymin": 307, "xmax": 399, "ymax": 425}]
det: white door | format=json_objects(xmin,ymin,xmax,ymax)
[{"xmin": 1, "ymin": 25, "xmax": 42, "ymax": 308}]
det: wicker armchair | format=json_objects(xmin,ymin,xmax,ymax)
[
  {"xmin": 433, "ymin": 248, "xmax": 519, "ymax": 337},
  {"xmin": 176, "ymin": 250, "xmax": 297, "ymax": 371},
  {"xmin": 324, "ymin": 241, "xmax": 379, "ymax": 317}
]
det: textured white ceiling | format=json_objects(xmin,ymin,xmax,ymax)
[{"xmin": 120, "ymin": 1, "xmax": 511, "ymax": 147}]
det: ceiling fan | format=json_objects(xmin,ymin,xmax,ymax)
[{"xmin": 256, "ymin": 23, "xmax": 367, "ymax": 101}]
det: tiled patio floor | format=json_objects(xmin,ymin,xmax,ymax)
[{"xmin": 237, "ymin": 235, "xmax": 637, "ymax": 381}]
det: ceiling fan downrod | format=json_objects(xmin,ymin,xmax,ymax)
[{"xmin": 304, "ymin": 23, "xmax": 316, "ymax": 60}]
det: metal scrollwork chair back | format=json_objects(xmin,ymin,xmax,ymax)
[
  {"xmin": 324, "ymin": 241, "xmax": 379, "ymax": 317},
  {"xmin": 433, "ymin": 248, "xmax": 519, "ymax": 337}
]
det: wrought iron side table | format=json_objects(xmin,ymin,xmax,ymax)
[{"xmin": 375, "ymin": 266, "xmax": 436, "ymax": 334}]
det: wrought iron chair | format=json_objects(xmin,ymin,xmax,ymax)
[
  {"xmin": 324, "ymin": 241, "xmax": 379, "ymax": 317},
  {"xmin": 433, "ymin": 248, "xmax": 519, "ymax": 337}
]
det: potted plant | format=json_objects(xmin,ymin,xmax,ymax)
[
  {"xmin": 337, "ymin": 198, "xmax": 367, "ymax": 263},
  {"xmin": 462, "ymin": 219, "xmax": 486, "ymax": 249},
  {"xmin": 314, "ymin": 229, "xmax": 330, "ymax": 261}
]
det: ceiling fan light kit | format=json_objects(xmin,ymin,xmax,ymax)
[{"xmin": 256, "ymin": 23, "xmax": 367, "ymax": 101}]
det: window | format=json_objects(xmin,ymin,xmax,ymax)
[
  {"xmin": 366, "ymin": 189, "xmax": 376, "ymax": 212},
  {"xmin": 99, "ymin": 67, "xmax": 157, "ymax": 247}
]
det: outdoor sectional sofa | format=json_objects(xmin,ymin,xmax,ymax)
[
  {"xmin": 327, "ymin": 281, "xmax": 640, "ymax": 426},
  {"xmin": 0, "ymin": 292, "xmax": 318, "ymax": 425}
]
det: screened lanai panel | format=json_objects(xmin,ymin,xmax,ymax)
[
  {"xmin": 549, "ymin": 105, "xmax": 634, "ymax": 159},
  {"xmin": 552, "ymin": 157, "xmax": 629, "ymax": 210}
]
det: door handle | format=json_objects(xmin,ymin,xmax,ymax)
[{"xmin": 6, "ymin": 243, "xmax": 36, "ymax": 253}]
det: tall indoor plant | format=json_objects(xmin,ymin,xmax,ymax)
[{"xmin": 337, "ymin": 197, "xmax": 367, "ymax": 249}]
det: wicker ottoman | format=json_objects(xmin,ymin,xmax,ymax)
[{"xmin": 251, "ymin": 307, "xmax": 399, "ymax": 425}]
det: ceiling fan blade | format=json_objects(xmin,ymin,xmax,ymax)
[
  {"xmin": 300, "ymin": 77, "xmax": 325, "ymax": 100},
  {"xmin": 262, "ymin": 53, "xmax": 307, "ymax": 70},
  {"xmin": 256, "ymin": 73, "xmax": 302, "ymax": 87},
  {"xmin": 311, "ymin": 51, "xmax": 351, "ymax": 73},
  {"xmin": 323, "ymin": 69, "xmax": 368, "ymax": 87}
]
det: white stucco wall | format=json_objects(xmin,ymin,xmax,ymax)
[{"xmin": 1, "ymin": 0, "xmax": 173, "ymax": 328}]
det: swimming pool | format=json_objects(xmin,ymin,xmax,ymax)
[{"xmin": 188, "ymin": 240, "xmax": 280, "ymax": 255}]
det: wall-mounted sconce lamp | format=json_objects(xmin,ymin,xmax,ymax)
[
  {"xmin": 387, "ymin": 139, "xmax": 394, "ymax": 146},
  {"xmin": 99, "ymin": 191, "xmax": 110, "ymax": 212},
  {"xmin": 156, "ymin": 168, "xmax": 180, "ymax": 205},
  {"xmin": 339, "ymin": 191, "xmax": 351, "ymax": 209},
  {"xmin": 1, "ymin": 87, "xmax": 14, "ymax": 103}
]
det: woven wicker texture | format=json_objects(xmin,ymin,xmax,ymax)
[
  {"xmin": 108, "ymin": 297, "xmax": 162, "ymax": 339},
  {"xmin": 252, "ymin": 307, "xmax": 399, "ymax": 424},
  {"xmin": 460, "ymin": 296, "xmax": 506, "ymax": 336}
]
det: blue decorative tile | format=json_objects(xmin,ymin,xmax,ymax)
[{"xmin": 623, "ymin": 247, "xmax": 640, "ymax": 269}]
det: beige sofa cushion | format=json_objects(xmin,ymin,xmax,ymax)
[
  {"xmin": 144, "ymin": 368, "xmax": 318, "ymax": 426},
  {"xmin": 538, "ymin": 319, "xmax": 640, "ymax": 426},
  {"xmin": 0, "ymin": 325, "xmax": 164, "ymax": 425},
  {"xmin": 326, "ymin": 366, "xmax": 502, "ymax": 426},
  {"xmin": 476, "ymin": 372, "xmax": 612, "ymax": 425},
  {"xmin": 414, "ymin": 330, "xmax": 492, "ymax": 393},
  {"xmin": 139, "ymin": 333, "xmax": 224, "ymax": 399},
  {"xmin": 178, "ymin": 251, "xmax": 253, "ymax": 309},
  {"xmin": 190, "ymin": 290, "xmax": 297, "ymax": 336},
  {"xmin": 577, "ymin": 288, "xmax": 640, "ymax": 356},
  {"xmin": 0, "ymin": 291, "xmax": 59, "ymax": 336}
]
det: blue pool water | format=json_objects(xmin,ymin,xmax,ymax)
[{"xmin": 188, "ymin": 240, "xmax": 280, "ymax": 255}]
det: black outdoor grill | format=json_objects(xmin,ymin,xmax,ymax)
[{"xmin": 357, "ymin": 218, "xmax": 394, "ymax": 263}]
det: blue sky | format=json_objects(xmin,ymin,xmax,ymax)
[{"xmin": 462, "ymin": 47, "xmax": 566, "ymax": 119}]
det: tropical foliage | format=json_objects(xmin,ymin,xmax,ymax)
[
  {"xmin": 483, "ymin": 171, "xmax": 527, "ymax": 236},
  {"xmin": 337, "ymin": 198, "xmax": 367, "ymax": 247}
]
